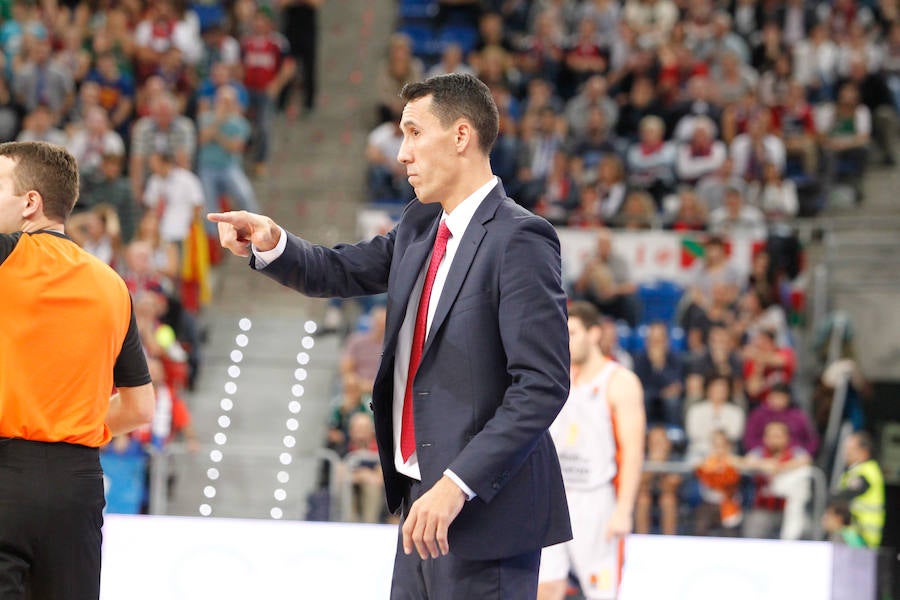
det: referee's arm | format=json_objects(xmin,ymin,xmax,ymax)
[{"xmin": 106, "ymin": 300, "xmax": 155, "ymax": 436}]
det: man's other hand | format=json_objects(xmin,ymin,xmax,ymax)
[{"xmin": 402, "ymin": 476, "xmax": 466, "ymax": 560}]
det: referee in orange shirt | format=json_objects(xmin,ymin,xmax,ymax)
[{"xmin": 0, "ymin": 142, "xmax": 155, "ymax": 599}]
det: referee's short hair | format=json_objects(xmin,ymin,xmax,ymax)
[{"xmin": 0, "ymin": 141, "xmax": 79, "ymax": 222}]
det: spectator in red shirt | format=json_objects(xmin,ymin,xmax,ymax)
[
  {"xmin": 744, "ymin": 383, "xmax": 819, "ymax": 456},
  {"xmin": 743, "ymin": 329, "xmax": 796, "ymax": 405},
  {"xmin": 241, "ymin": 7, "xmax": 296, "ymax": 176},
  {"xmin": 742, "ymin": 420, "xmax": 812, "ymax": 539},
  {"xmin": 565, "ymin": 17, "xmax": 608, "ymax": 92}
]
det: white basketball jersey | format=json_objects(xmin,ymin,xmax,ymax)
[{"xmin": 550, "ymin": 361, "xmax": 619, "ymax": 491}]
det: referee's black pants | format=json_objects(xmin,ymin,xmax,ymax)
[{"xmin": 0, "ymin": 437, "xmax": 105, "ymax": 600}]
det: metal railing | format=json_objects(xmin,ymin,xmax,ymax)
[
  {"xmin": 338, "ymin": 449, "xmax": 383, "ymax": 523},
  {"xmin": 645, "ymin": 460, "xmax": 829, "ymax": 540},
  {"xmin": 144, "ymin": 443, "xmax": 342, "ymax": 519}
]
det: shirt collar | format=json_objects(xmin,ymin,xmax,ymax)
[{"xmin": 441, "ymin": 176, "xmax": 497, "ymax": 239}]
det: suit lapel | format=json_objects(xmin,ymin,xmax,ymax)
[
  {"xmin": 383, "ymin": 217, "xmax": 439, "ymax": 354},
  {"xmin": 421, "ymin": 187, "xmax": 503, "ymax": 356}
]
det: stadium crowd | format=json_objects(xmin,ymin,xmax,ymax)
[
  {"xmin": 18, "ymin": 0, "xmax": 884, "ymax": 549},
  {"xmin": 0, "ymin": 0, "xmax": 308, "ymax": 512},
  {"xmin": 336, "ymin": 0, "xmax": 892, "ymax": 546}
]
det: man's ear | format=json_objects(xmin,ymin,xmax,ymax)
[
  {"xmin": 22, "ymin": 190, "xmax": 43, "ymax": 220},
  {"xmin": 454, "ymin": 120, "xmax": 474, "ymax": 153}
]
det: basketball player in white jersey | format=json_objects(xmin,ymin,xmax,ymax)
[{"xmin": 538, "ymin": 301, "xmax": 646, "ymax": 600}]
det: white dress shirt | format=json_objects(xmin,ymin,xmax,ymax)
[{"xmin": 253, "ymin": 176, "xmax": 499, "ymax": 500}]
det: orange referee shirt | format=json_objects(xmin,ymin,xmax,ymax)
[{"xmin": 0, "ymin": 231, "xmax": 150, "ymax": 447}]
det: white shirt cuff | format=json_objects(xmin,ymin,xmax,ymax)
[
  {"xmin": 251, "ymin": 226, "xmax": 288, "ymax": 269},
  {"xmin": 444, "ymin": 469, "xmax": 477, "ymax": 501}
]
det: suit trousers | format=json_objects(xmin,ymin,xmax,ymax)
[
  {"xmin": 390, "ymin": 477, "xmax": 540, "ymax": 600},
  {"xmin": 0, "ymin": 437, "xmax": 105, "ymax": 600}
]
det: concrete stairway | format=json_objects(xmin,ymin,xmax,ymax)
[{"xmin": 165, "ymin": 0, "xmax": 396, "ymax": 520}]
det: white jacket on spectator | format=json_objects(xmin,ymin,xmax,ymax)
[
  {"xmin": 793, "ymin": 39, "xmax": 838, "ymax": 88},
  {"xmin": 709, "ymin": 203, "xmax": 767, "ymax": 240},
  {"xmin": 730, "ymin": 134, "xmax": 786, "ymax": 178},
  {"xmin": 677, "ymin": 140, "xmax": 727, "ymax": 182},
  {"xmin": 814, "ymin": 102, "xmax": 872, "ymax": 137},
  {"xmin": 746, "ymin": 180, "xmax": 799, "ymax": 219},
  {"xmin": 626, "ymin": 141, "xmax": 677, "ymax": 189},
  {"xmin": 143, "ymin": 166, "xmax": 204, "ymax": 243},
  {"xmin": 686, "ymin": 401, "xmax": 745, "ymax": 462}
]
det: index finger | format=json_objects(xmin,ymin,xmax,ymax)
[{"xmin": 207, "ymin": 211, "xmax": 240, "ymax": 224}]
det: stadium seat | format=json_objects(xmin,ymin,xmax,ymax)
[
  {"xmin": 438, "ymin": 25, "xmax": 479, "ymax": 54},
  {"xmin": 669, "ymin": 326, "xmax": 686, "ymax": 352},
  {"xmin": 630, "ymin": 324, "xmax": 649, "ymax": 353},
  {"xmin": 637, "ymin": 281, "xmax": 684, "ymax": 326},
  {"xmin": 397, "ymin": 24, "xmax": 442, "ymax": 60},
  {"xmin": 398, "ymin": 0, "xmax": 438, "ymax": 20},
  {"xmin": 615, "ymin": 321, "xmax": 632, "ymax": 352}
]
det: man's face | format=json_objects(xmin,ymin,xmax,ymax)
[
  {"xmin": 0, "ymin": 156, "xmax": 25, "ymax": 233},
  {"xmin": 647, "ymin": 324, "xmax": 668, "ymax": 348},
  {"xmin": 253, "ymin": 14, "xmax": 271, "ymax": 35},
  {"xmin": 568, "ymin": 317, "xmax": 594, "ymax": 367},
  {"xmin": 766, "ymin": 390, "xmax": 790, "ymax": 411},
  {"xmin": 763, "ymin": 423, "xmax": 789, "ymax": 452},
  {"xmin": 398, "ymin": 96, "xmax": 459, "ymax": 206},
  {"xmin": 844, "ymin": 435, "xmax": 861, "ymax": 463}
]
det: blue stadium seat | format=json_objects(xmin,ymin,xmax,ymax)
[
  {"xmin": 397, "ymin": 24, "xmax": 442, "ymax": 59},
  {"xmin": 615, "ymin": 321, "xmax": 632, "ymax": 352},
  {"xmin": 669, "ymin": 326, "xmax": 686, "ymax": 352},
  {"xmin": 630, "ymin": 324, "xmax": 649, "ymax": 353},
  {"xmin": 637, "ymin": 281, "xmax": 684, "ymax": 326},
  {"xmin": 439, "ymin": 25, "xmax": 479, "ymax": 54},
  {"xmin": 399, "ymin": 0, "xmax": 438, "ymax": 20}
]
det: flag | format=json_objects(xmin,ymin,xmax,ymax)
[
  {"xmin": 681, "ymin": 236, "xmax": 705, "ymax": 268},
  {"xmin": 181, "ymin": 218, "xmax": 211, "ymax": 311}
]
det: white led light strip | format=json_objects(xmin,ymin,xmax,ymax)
[
  {"xmin": 199, "ymin": 317, "xmax": 252, "ymax": 517},
  {"xmin": 270, "ymin": 320, "xmax": 317, "ymax": 520}
]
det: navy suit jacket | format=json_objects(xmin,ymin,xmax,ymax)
[{"xmin": 257, "ymin": 181, "xmax": 572, "ymax": 560}]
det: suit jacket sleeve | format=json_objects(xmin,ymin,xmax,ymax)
[
  {"xmin": 253, "ymin": 227, "xmax": 395, "ymax": 298},
  {"xmin": 447, "ymin": 215, "xmax": 570, "ymax": 503}
]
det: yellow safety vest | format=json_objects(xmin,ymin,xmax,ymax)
[{"xmin": 840, "ymin": 459, "xmax": 885, "ymax": 548}]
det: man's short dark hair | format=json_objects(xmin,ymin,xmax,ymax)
[
  {"xmin": 705, "ymin": 374, "xmax": 733, "ymax": 397},
  {"xmin": 568, "ymin": 301, "xmax": 600, "ymax": 330},
  {"xmin": 769, "ymin": 382, "xmax": 792, "ymax": 397},
  {"xmin": 853, "ymin": 430, "xmax": 874, "ymax": 455},
  {"xmin": 399, "ymin": 73, "xmax": 499, "ymax": 154},
  {"xmin": 826, "ymin": 500, "xmax": 853, "ymax": 525},
  {"xmin": 0, "ymin": 141, "xmax": 78, "ymax": 222}
]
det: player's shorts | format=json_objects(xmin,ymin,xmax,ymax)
[{"xmin": 539, "ymin": 484, "xmax": 622, "ymax": 600}]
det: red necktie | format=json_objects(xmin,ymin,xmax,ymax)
[{"xmin": 400, "ymin": 221, "xmax": 452, "ymax": 462}]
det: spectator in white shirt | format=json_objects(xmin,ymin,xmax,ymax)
[
  {"xmin": 67, "ymin": 106, "xmax": 126, "ymax": 186},
  {"xmin": 627, "ymin": 114, "xmax": 677, "ymax": 208},
  {"xmin": 816, "ymin": 82, "xmax": 871, "ymax": 199},
  {"xmin": 142, "ymin": 152, "xmax": 205, "ymax": 245},
  {"xmin": 746, "ymin": 162, "xmax": 799, "ymax": 220},
  {"xmin": 677, "ymin": 116, "xmax": 726, "ymax": 184},
  {"xmin": 793, "ymin": 22, "xmax": 839, "ymax": 102},
  {"xmin": 16, "ymin": 104, "xmax": 68, "ymax": 146},
  {"xmin": 686, "ymin": 375, "xmax": 745, "ymax": 462},
  {"xmin": 426, "ymin": 43, "xmax": 475, "ymax": 79},
  {"xmin": 730, "ymin": 111, "xmax": 786, "ymax": 183},
  {"xmin": 366, "ymin": 115, "xmax": 413, "ymax": 202},
  {"xmin": 709, "ymin": 185, "xmax": 767, "ymax": 240}
]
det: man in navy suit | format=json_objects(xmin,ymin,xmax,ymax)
[{"xmin": 210, "ymin": 73, "xmax": 571, "ymax": 599}]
